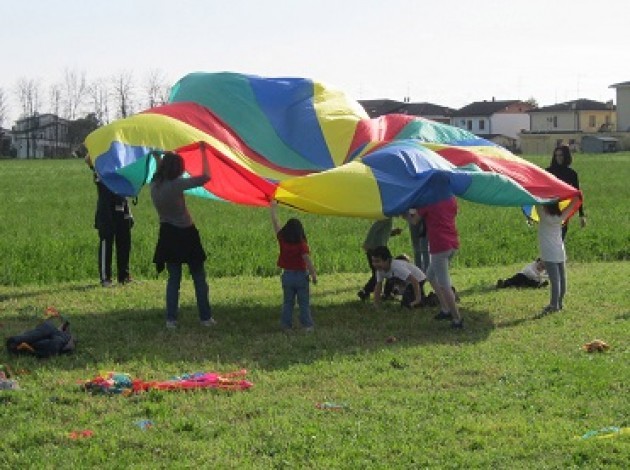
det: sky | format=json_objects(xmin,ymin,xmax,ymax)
[{"xmin": 1, "ymin": 0, "xmax": 628, "ymax": 124}]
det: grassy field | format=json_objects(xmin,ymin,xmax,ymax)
[
  {"xmin": 0, "ymin": 154, "xmax": 629, "ymax": 467},
  {"xmin": 0, "ymin": 154, "xmax": 628, "ymax": 286}
]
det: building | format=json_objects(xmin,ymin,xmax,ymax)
[
  {"xmin": 0, "ymin": 127, "xmax": 12, "ymax": 156},
  {"xmin": 528, "ymin": 99, "xmax": 615, "ymax": 133},
  {"xmin": 450, "ymin": 99, "xmax": 534, "ymax": 150},
  {"xmin": 581, "ymin": 135, "xmax": 619, "ymax": 153},
  {"xmin": 609, "ymin": 81, "xmax": 630, "ymax": 131},
  {"xmin": 358, "ymin": 99, "xmax": 454, "ymax": 124},
  {"xmin": 12, "ymin": 113, "xmax": 72, "ymax": 158},
  {"xmin": 520, "ymin": 98, "xmax": 629, "ymax": 154}
]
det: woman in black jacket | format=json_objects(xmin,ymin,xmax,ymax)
[{"xmin": 546, "ymin": 145, "xmax": 587, "ymax": 240}]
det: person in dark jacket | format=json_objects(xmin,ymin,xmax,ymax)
[
  {"xmin": 85, "ymin": 155, "xmax": 133, "ymax": 287},
  {"xmin": 546, "ymin": 145, "xmax": 586, "ymax": 240}
]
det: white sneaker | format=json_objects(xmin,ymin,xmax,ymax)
[
  {"xmin": 201, "ymin": 318, "xmax": 217, "ymax": 327},
  {"xmin": 166, "ymin": 321, "xmax": 177, "ymax": 329}
]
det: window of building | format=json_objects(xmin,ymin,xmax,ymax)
[
  {"xmin": 467, "ymin": 120, "xmax": 472, "ymax": 130},
  {"xmin": 589, "ymin": 115, "xmax": 596, "ymax": 127},
  {"xmin": 479, "ymin": 120, "xmax": 485, "ymax": 130},
  {"xmin": 553, "ymin": 116, "xmax": 558, "ymax": 128}
]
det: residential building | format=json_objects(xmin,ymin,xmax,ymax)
[
  {"xmin": 12, "ymin": 113, "xmax": 71, "ymax": 158},
  {"xmin": 450, "ymin": 99, "xmax": 534, "ymax": 149},
  {"xmin": 0, "ymin": 127, "xmax": 12, "ymax": 156},
  {"xmin": 609, "ymin": 81, "xmax": 630, "ymax": 131},
  {"xmin": 358, "ymin": 99, "xmax": 454, "ymax": 124},
  {"xmin": 528, "ymin": 99, "xmax": 615, "ymax": 133}
]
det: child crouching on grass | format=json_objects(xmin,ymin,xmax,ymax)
[
  {"xmin": 370, "ymin": 246, "xmax": 426, "ymax": 310},
  {"xmin": 270, "ymin": 200, "xmax": 317, "ymax": 332}
]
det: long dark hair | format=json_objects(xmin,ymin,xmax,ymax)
[
  {"xmin": 279, "ymin": 218, "xmax": 307, "ymax": 244},
  {"xmin": 543, "ymin": 202, "xmax": 562, "ymax": 216},
  {"xmin": 152, "ymin": 152, "xmax": 184, "ymax": 183},
  {"xmin": 549, "ymin": 145, "xmax": 573, "ymax": 169}
]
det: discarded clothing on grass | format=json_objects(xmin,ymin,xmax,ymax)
[
  {"xmin": 83, "ymin": 370, "xmax": 253, "ymax": 395},
  {"xmin": 6, "ymin": 319, "xmax": 76, "ymax": 358}
]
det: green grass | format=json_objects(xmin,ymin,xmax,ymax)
[
  {"xmin": 0, "ymin": 154, "xmax": 629, "ymax": 467},
  {"xmin": 0, "ymin": 154, "xmax": 629, "ymax": 286}
]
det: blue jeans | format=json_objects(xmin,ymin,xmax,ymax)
[
  {"xmin": 281, "ymin": 270, "xmax": 313, "ymax": 328},
  {"xmin": 166, "ymin": 262, "xmax": 212, "ymax": 322}
]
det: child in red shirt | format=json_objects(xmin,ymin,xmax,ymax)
[{"xmin": 270, "ymin": 201, "xmax": 317, "ymax": 331}]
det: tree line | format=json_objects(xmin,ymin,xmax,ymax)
[{"xmin": 0, "ymin": 68, "xmax": 173, "ymax": 130}]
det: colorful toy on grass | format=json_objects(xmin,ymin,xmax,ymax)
[{"xmin": 82, "ymin": 370, "xmax": 253, "ymax": 395}]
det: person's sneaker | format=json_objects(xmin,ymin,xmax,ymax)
[
  {"xmin": 303, "ymin": 326, "xmax": 314, "ymax": 333},
  {"xmin": 534, "ymin": 305, "xmax": 559, "ymax": 319},
  {"xmin": 357, "ymin": 290, "xmax": 369, "ymax": 301},
  {"xmin": 434, "ymin": 311, "xmax": 453, "ymax": 321},
  {"xmin": 165, "ymin": 320, "xmax": 177, "ymax": 329},
  {"xmin": 451, "ymin": 319, "xmax": 464, "ymax": 329},
  {"xmin": 119, "ymin": 276, "xmax": 133, "ymax": 285},
  {"xmin": 101, "ymin": 280, "xmax": 113, "ymax": 288},
  {"xmin": 201, "ymin": 318, "xmax": 217, "ymax": 327}
]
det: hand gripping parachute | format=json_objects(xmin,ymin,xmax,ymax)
[{"xmin": 85, "ymin": 72, "xmax": 581, "ymax": 218}]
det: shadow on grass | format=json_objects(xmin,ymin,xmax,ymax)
[
  {"xmin": 1, "ymin": 298, "xmax": 495, "ymax": 373},
  {"xmin": 0, "ymin": 283, "xmax": 97, "ymax": 303}
]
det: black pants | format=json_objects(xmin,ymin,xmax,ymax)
[
  {"xmin": 362, "ymin": 251, "xmax": 378, "ymax": 294},
  {"xmin": 98, "ymin": 216, "xmax": 131, "ymax": 283}
]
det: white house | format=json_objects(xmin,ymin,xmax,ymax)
[
  {"xmin": 450, "ymin": 99, "xmax": 534, "ymax": 149},
  {"xmin": 12, "ymin": 113, "xmax": 71, "ymax": 158}
]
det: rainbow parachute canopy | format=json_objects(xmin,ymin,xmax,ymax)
[{"xmin": 85, "ymin": 72, "xmax": 581, "ymax": 218}]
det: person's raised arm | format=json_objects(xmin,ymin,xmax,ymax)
[
  {"xmin": 199, "ymin": 141, "xmax": 211, "ymax": 181},
  {"xmin": 561, "ymin": 196, "xmax": 582, "ymax": 223},
  {"xmin": 270, "ymin": 200, "xmax": 281, "ymax": 235}
]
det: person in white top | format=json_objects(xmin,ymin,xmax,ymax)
[
  {"xmin": 370, "ymin": 246, "xmax": 426, "ymax": 309},
  {"xmin": 496, "ymin": 258, "xmax": 547, "ymax": 289},
  {"xmin": 535, "ymin": 196, "xmax": 581, "ymax": 317}
]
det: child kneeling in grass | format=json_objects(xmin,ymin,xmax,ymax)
[{"xmin": 370, "ymin": 246, "xmax": 426, "ymax": 310}]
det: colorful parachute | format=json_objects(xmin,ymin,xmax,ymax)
[{"xmin": 85, "ymin": 72, "xmax": 581, "ymax": 218}]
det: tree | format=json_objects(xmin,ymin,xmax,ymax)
[
  {"xmin": 525, "ymin": 96, "xmax": 539, "ymax": 109},
  {"xmin": 0, "ymin": 87, "xmax": 7, "ymax": 128},
  {"xmin": 63, "ymin": 68, "xmax": 87, "ymax": 120},
  {"xmin": 15, "ymin": 77, "xmax": 41, "ymax": 117},
  {"xmin": 67, "ymin": 113, "xmax": 100, "ymax": 149},
  {"xmin": 14, "ymin": 78, "xmax": 42, "ymax": 158},
  {"xmin": 111, "ymin": 71, "xmax": 135, "ymax": 119},
  {"xmin": 144, "ymin": 68, "xmax": 170, "ymax": 109},
  {"xmin": 87, "ymin": 78, "xmax": 110, "ymax": 125},
  {"xmin": 49, "ymin": 83, "xmax": 64, "ymax": 157}
]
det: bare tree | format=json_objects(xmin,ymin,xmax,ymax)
[
  {"xmin": 87, "ymin": 78, "xmax": 110, "ymax": 125},
  {"xmin": 48, "ymin": 83, "xmax": 64, "ymax": 157},
  {"xmin": 49, "ymin": 83, "xmax": 63, "ymax": 116},
  {"xmin": 63, "ymin": 68, "xmax": 87, "ymax": 120},
  {"xmin": 15, "ymin": 77, "xmax": 41, "ymax": 117},
  {"xmin": 144, "ymin": 68, "xmax": 171, "ymax": 109},
  {"xmin": 0, "ymin": 87, "xmax": 7, "ymax": 128},
  {"xmin": 111, "ymin": 71, "xmax": 135, "ymax": 119}
]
